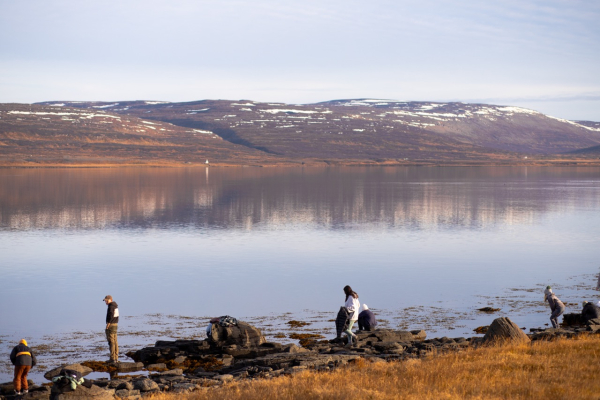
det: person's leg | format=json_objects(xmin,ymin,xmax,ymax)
[
  {"xmin": 344, "ymin": 320, "xmax": 355, "ymax": 345},
  {"xmin": 13, "ymin": 365, "xmax": 25, "ymax": 393},
  {"xmin": 21, "ymin": 365, "xmax": 31, "ymax": 392},
  {"xmin": 550, "ymin": 307, "xmax": 564, "ymax": 328},
  {"xmin": 107, "ymin": 325, "xmax": 119, "ymax": 361}
]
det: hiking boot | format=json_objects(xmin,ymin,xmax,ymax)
[
  {"xmin": 23, "ymin": 389, "xmax": 29, "ymax": 394},
  {"xmin": 14, "ymin": 390, "xmax": 22, "ymax": 395}
]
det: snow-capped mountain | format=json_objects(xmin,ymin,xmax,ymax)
[{"xmin": 1, "ymin": 99, "xmax": 599, "ymax": 166}]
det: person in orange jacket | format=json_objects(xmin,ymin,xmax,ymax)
[{"xmin": 10, "ymin": 339, "xmax": 37, "ymax": 395}]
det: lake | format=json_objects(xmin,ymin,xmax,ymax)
[{"xmin": 1, "ymin": 166, "xmax": 599, "ymax": 383}]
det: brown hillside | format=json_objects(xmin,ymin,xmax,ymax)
[{"xmin": 0, "ymin": 103, "xmax": 281, "ymax": 166}]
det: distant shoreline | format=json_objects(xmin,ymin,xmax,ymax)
[{"xmin": 2, "ymin": 158, "xmax": 600, "ymax": 169}]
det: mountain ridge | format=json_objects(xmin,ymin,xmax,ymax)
[{"xmin": 1, "ymin": 99, "xmax": 599, "ymax": 167}]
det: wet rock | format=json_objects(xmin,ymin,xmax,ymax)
[
  {"xmin": 483, "ymin": 317, "xmax": 530, "ymax": 344},
  {"xmin": 44, "ymin": 364, "xmax": 93, "ymax": 380}
]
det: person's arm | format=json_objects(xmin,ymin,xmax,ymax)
[
  {"xmin": 106, "ymin": 304, "xmax": 116, "ymax": 328},
  {"xmin": 10, "ymin": 347, "xmax": 16, "ymax": 365}
]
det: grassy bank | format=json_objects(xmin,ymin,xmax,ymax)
[{"xmin": 148, "ymin": 335, "xmax": 600, "ymax": 400}]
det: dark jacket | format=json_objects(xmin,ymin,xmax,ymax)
[
  {"xmin": 335, "ymin": 306, "xmax": 350, "ymax": 338},
  {"xmin": 106, "ymin": 302, "xmax": 119, "ymax": 325},
  {"xmin": 10, "ymin": 343, "xmax": 36, "ymax": 367},
  {"xmin": 582, "ymin": 303, "xmax": 600, "ymax": 323},
  {"xmin": 358, "ymin": 309, "xmax": 377, "ymax": 331}
]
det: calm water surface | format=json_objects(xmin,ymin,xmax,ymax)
[{"xmin": 1, "ymin": 166, "xmax": 599, "ymax": 381}]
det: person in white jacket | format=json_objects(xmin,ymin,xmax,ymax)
[{"xmin": 343, "ymin": 285, "xmax": 360, "ymax": 347}]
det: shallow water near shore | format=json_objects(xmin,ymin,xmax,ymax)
[{"xmin": 1, "ymin": 166, "xmax": 599, "ymax": 384}]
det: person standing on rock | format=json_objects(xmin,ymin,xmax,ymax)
[
  {"xmin": 103, "ymin": 295, "xmax": 119, "ymax": 363},
  {"xmin": 10, "ymin": 339, "xmax": 37, "ymax": 396},
  {"xmin": 343, "ymin": 285, "xmax": 360, "ymax": 346},
  {"xmin": 544, "ymin": 286, "xmax": 565, "ymax": 329},
  {"xmin": 357, "ymin": 304, "xmax": 377, "ymax": 331}
]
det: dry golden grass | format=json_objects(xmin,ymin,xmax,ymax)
[{"xmin": 147, "ymin": 335, "xmax": 600, "ymax": 400}]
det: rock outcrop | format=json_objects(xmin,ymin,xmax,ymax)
[
  {"xmin": 44, "ymin": 364, "xmax": 93, "ymax": 380},
  {"xmin": 483, "ymin": 317, "xmax": 530, "ymax": 344},
  {"xmin": 209, "ymin": 321, "xmax": 267, "ymax": 348}
]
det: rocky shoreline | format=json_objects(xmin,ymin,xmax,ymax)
[{"xmin": 2, "ymin": 315, "xmax": 599, "ymax": 400}]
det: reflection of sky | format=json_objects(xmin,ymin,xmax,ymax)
[{"xmin": 0, "ymin": 167, "xmax": 599, "ymax": 381}]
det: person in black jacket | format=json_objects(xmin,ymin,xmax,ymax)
[
  {"xmin": 103, "ymin": 295, "xmax": 119, "ymax": 363},
  {"xmin": 10, "ymin": 339, "xmax": 37, "ymax": 395},
  {"xmin": 357, "ymin": 304, "xmax": 377, "ymax": 331},
  {"xmin": 581, "ymin": 301, "xmax": 600, "ymax": 323}
]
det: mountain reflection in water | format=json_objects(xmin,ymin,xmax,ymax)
[{"xmin": 2, "ymin": 166, "xmax": 599, "ymax": 231}]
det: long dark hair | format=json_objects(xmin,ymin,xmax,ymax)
[{"xmin": 343, "ymin": 285, "xmax": 358, "ymax": 301}]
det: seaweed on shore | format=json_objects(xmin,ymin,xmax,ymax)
[
  {"xmin": 289, "ymin": 333, "xmax": 325, "ymax": 348},
  {"xmin": 81, "ymin": 361, "xmax": 118, "ymax": 373},
  {"xmin": 287, "ymin": 320, "xmax": 311, "ymax": 328}
]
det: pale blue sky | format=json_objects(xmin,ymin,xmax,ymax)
[{"xmin": 1, "ymin": 0, "xmax": 599, "ymax": 120}]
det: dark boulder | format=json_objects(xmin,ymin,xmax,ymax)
[
  {"xmin": 563, "ymin": 313, "xmax": 582, "ymax": 326},
  {"xmin": 209, "ymin": 321, "xmax": 266, "ymax": 348}
]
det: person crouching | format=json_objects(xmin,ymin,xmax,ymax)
[
  {"xmin": 357, "ymin": 304, "xmax": 377, "ymax": 331},
  {"xmin": 544, "ymin": 286, "xmax": 565, "ymax": 329},
  {"xmin": 581, "ymin": 301, "xmax": 600, "ymax": 323},
  {"xmin": 10, "ymin": 339, "xmax": 37, "ymax": 396}
]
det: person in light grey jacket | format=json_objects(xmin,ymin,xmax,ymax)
[{"xmin": 544, "ymin": 286, "xmax": 565, "ymax": 328}]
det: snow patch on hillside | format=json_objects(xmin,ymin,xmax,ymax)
[
  {"xmin": 547, "ymin": 116, "xmax": 600, "ymax": 131},
  {"xmin": 263, "ymin": 109, "xmax": 321, "ymax": 114}
]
